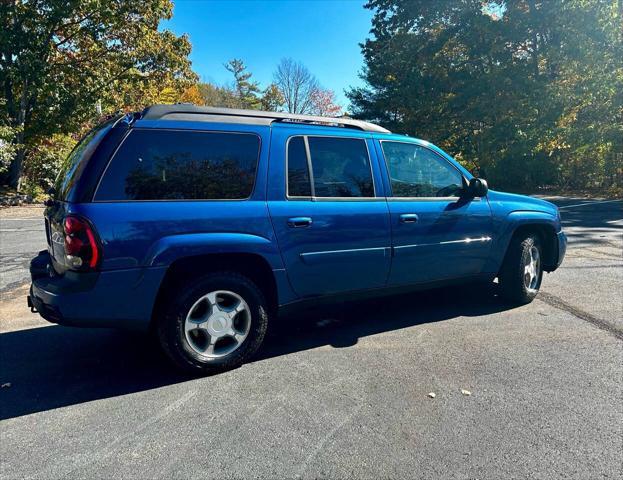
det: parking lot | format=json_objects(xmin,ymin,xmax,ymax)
[{"xmin": 1, "ymin": 197, "xmax": 621, "ymax": 479}]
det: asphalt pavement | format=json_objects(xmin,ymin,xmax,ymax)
[{"xmin": 0, "ymin": 197, "xmax": 621, "ymax": 479}]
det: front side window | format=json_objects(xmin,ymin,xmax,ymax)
[
  {"xmin": 381, "ymin": 142, "xmax": 463, "ymax": 198},
  {"xmin": 287, "ymin": 136, "xmax": 374, "ymax": 198},
  {"xmin": 95, "ymin": 129, "xmax": 260, "ymax": 201}
]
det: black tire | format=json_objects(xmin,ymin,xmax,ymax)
[
  {"xmin": 157, "ymin": 271, "xmax": 269, "ymax": 374},
  {"xmin": 498, "ymin": 234, "xmax": 543, "ymax": 304}
]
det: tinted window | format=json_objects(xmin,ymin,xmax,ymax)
[
  {"xmin": 95, "ymin": 130, "xmax": 260, "ymax": 201},
  {"xmin": 54, "ymin": 117, "xmax": 117, "ymax": 200},
  {"xmin": 307, "ymin": 137, "xmax": 374, "ymax": 197},
  {"xmin": 287, "ymin": 136, "xmax": 311, "ymax": 197},
  {"xmin": 381, "ymin": 142, "xmax": 463, "ymax": 197}
]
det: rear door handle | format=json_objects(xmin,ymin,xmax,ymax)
[
  {"xmin": 288, "ymin": 217, "xmax": 313, "ymax": 228},
  {"xmin": 399, "ymin": 213, "xmax": 419, "ymax": 224}
]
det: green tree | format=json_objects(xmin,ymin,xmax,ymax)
[
  {"xmin": 225, "ymin": 59, "xmax": 261, "ymax": 110},
  {"xmin": 260, "ymin": 83, "xmax": 285, "ymax": 111},
  {"xmin": 348, "ymin": 0, "xmax": 622, "ymax": 191},
  {"xmin": 0, "ymin": 0, "xmax": 196, "ymax": 189}
]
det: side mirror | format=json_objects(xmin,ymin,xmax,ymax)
[{"xmin": 467, "ymin": 177, "xmax": 488, "ymax": 197}]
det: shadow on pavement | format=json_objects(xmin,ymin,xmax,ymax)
[
  {"xmin": 555, "ymin": 199, "xmax": 622, "ymax": 247},
  {"xmin": 0, "ymin": 285, "xmax": 508, "ymax": 420}
]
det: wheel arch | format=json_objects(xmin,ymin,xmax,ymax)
[
  {"xmin": 495, "ymin": 212, "xmax": 560, "ymax": 273},
  {"xmin": 149, "ymin": 252, "xmax": 279, "ymax": 330}
]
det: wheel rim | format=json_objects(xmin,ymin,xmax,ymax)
[
  {"xmin": 524, "ymin": 246, "xmax": 541, "ymax": 292},
  {"xmin": 183, "ymin": 290, "xmax": 251, "ymax": 359}
]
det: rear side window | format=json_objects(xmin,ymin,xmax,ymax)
[
  {"xmin": 287, "ymin": 136, "xmax": 374, "ymax": 198},
  {"xmin": 95, "ymin": 129, "xmax": 260, "ymax": 201},
  {"xmin": 54, "ymin": 118, "xmax": 117, "ymax": 200}
]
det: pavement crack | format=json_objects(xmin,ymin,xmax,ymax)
[{"xmin": 538, "ymin": 291, "xmax": 623, "ymax": 340}]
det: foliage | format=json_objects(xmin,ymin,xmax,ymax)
[
  {"xmin": 309, "ymin": 88, "xmax": 342, "ymax": 117},
  {"xmin": 348, "ymin": 0, "xmax": 623, "ymax": 191},
  {"xmin": 225, "ymin": 59, "xmax": 261, "ymax": 109},
  {"xmin": 22, "ymin": 133, "xmax": 76, "ymax": 197},
  {"xmin": 261, "ymin": 83, "xmax": 285, "ymax": 111},
  {"xmin": 198, "ymin": 82, "xmax": 241, "ymax": 108},
  {"xmin": 0, "ymin": 100, "xmax": 20, "ymax": 176},
  {"xmin": 0, "ymin": 0, "xmax": 196, "ymax": 188}
]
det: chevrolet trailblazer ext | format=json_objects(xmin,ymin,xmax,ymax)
[{"xmin": 28, "ymin": 105, "xmax": 566, "ymax": 373}]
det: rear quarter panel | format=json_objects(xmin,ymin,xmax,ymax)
[{"xmin": 74, "ymin": 121, "xmax": 283, "ymax": 272}]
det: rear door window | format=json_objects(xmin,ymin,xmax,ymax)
[
  {"xmin": 286, "ymin": 136, "xmax": 374, "ymax": 198},
  {"xmin": 95, "ymin": 129, "xmax": 260, "ymax": 201},
  {"xmin": 286, "ymin": 136, "xmax": 312, "ymax": 197}
]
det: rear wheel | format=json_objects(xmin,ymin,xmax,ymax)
[
  {"xmin": 498, "ymin": 234, "xmax": 543, "ymax": 304},
  {"xmin": 157, "ymin": 271, "xmax": 268, "ymax": 374}
]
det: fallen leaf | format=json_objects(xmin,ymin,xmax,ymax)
[
  {"xmin": 428, "ymin": 392, "xmax": 436, "ymax": 398},
  {"xmin": 461, "ymin": 389, "xmax": 471, "ymax": 396}
]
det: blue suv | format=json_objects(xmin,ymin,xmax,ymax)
[{"xmin": 28, "ymin": 105, "xmax": 567, "ymax": 373}]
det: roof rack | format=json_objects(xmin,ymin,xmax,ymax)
[{"xmin": 141, "ymin": 104, "xmax": 390, "ymax": 133}]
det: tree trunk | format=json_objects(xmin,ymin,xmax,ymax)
[
  {"xmin": 8, "ymin": 146, "xmax": 25, "ymax": 191},
  {"xmin": 8, "ymin": 79, "xmax": 28, "ymax": 190}
]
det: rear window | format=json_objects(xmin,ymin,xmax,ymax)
[
  {"xmin": 95, "ymin": 129, "xmax": 260, "ymax": 201},
  {"xmin": 287, "ymin": 136, "xmax": 374, "ymax": 198},
  {"xmin": 54, "ymin": 118, "xmax": 117, "ymax": 200}
]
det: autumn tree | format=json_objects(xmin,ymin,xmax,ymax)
[
  {"xmin": 260, "ymin": 83, "xmax": 285, "ymax": 111},
  {"xmin": 0, "ymin": 0, "xmax": 196, "ymax": 189},
  {"xmin": 310, "ymin": 89, "xmax": 342, "ymax": 117},
  {"xmin": 198, "ymin": 82, "xmax": 241, "ymax": 108}
]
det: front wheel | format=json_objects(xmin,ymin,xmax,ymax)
[
  {"xmin": 157, "ymin": 271, "xmax": 269, "ymax": 374},
  {"xmin": 498, "ymin": 234, "xmax": 543, "ymax": 304}
]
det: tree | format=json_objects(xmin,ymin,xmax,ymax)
[
  {"xmin": 273, "ymin": 58, "xmax": 320, "ymax": 114},
  {"xmin": 260, "ymin": 83, "xmax": 285, "ymax": 111},
  {"xmin": 348, "ymin": 0, "xmax": 622, "ymax": 191},
  {"xmin": 225, "ymin": 59, "xmax": 261, "ymax": 110},
  {"xmin": 310, "ymin": 88, "xmax": 342, "ymax": 117},
  {"xmin": 198, "ymin": 82, "xmax": 241, "ymax": 108},
  {"xmin": 0, "ymin": 0, "xmax": 196, "ymax": 189}
]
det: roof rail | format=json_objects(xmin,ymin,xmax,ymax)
[{"xmin": 140, "ymin": 104, "xmax": 390, "ymax": 133}]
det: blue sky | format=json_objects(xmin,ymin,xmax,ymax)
[{"xmin": 163, "ymin": 0, "xmax": 374, "ymax": 108}]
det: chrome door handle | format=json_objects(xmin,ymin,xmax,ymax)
[
  {"xmin": 288, "ymin": 217, "xmax": 313, "ymax": 228},
  {"xmin": 399, "ymin": 213, "xmax": 419, "ymax": 224}
]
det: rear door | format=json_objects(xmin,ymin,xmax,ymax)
[
  {"xmin": 376, "ymin": 139, "xmax": 493, "ymax": 286},
  {"xmin": 267, "ymin": 127, "xmax": 391, "ymax": 298}
]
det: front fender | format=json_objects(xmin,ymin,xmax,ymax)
[
  {"xmin": 144, "ymin": 232, "xmax": 284, "ymax": 269},
  {"xmin": 486, "ymin": 210, "xmax": 561, "ymax": 273}
]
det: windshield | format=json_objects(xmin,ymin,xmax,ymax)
[{"xmin": 53, "ymin": 117, "xmax": 118, "ymax": 200}]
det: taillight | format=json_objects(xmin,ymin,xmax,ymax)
[{"xmin": 63, "ymin": 215, "xmax": 100, "ymax": 270}]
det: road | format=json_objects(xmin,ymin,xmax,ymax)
[{"xmin": 0, "ymin": 197, "xmax": 621, "ymax": 479}]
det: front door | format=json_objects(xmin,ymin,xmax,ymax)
[
  {"xmin": 376, "ymin": 140, "xmax": 493, "ymax": 286},
  {"xmin": 268, "ymin": 129, "xmax": 391, "ymax": 298}
]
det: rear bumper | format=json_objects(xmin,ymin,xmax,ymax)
[{"xmin": 28, "ymin": 250, "xmax": 166, "ymax": 331}]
